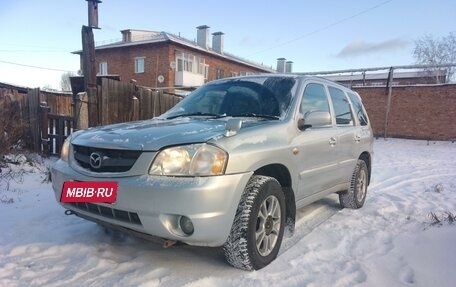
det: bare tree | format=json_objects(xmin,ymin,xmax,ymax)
[
  {"xmin": 60, "ymin": 71, "xmax": 76, "ymax": 91},
  {"xmin": 413, "ymin": 32, "xmax": 456, "ymax": 83}
]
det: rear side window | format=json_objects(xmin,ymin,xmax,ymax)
[
  {"xmin": 300, "ymin": 83, "xmax": 330, "ymax": 116},
  {"xmin": 347, "ymin": 92, "xmax": 369, "ymax": 126},
  {"xmin": 328, "ymin": 87, "xmax": 353, "ymax": 125}
]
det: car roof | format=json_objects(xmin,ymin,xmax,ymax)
[{"xmin": 214, "ymin": 73, "xmax": 355, "ymax": 93}]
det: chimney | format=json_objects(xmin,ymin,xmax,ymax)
[
  {"xmin": 121, "ymin": 29, "xmax": 132, "ymax": 42},
  {"xmin": 285, "ymin": 61, "xmax": 293, "ymax": 73},
  {"xmin": 196, "ymin": 25, "xmax": 210, "ymax": 49},
  {"xmin": 212, "ymin": 32, "xmax": 224, "ymax": 54},
  {"xmin": 276, "ymin": 58, "xmax": 286, "ymax": 73}
]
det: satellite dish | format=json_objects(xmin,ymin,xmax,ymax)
[{"xmin": 157, "ymin": 75, "xmax": 165, "ymax": 83}]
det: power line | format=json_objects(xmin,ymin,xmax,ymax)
[
  {"xmin": 0, "ymin": 50, "xmax": 70, "ymax": 53},
  {"xmin": 0, "ymin": 59, "xmax": 75, "ymax": 72},
  {"xmin": 247, "ymin": 0, "xmax": 395, "ymax": 57},
  {"xmin": 0, "ymin": 42, "xmax": 71, "ymax": 51}
]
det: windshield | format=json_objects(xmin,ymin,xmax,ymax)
[{"xmin": 162, "ymin": 76, "xmax": 296, "ymax": 119}]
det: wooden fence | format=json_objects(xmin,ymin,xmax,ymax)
[
  {"xmin": 35, "ymin": 79, "xmax": 184, "ymax": 155},
  {"xmin": 0, "ymin": 84, "xmax": 74, "ymax": 155},
  {"xmin": 98, "ymin": 78, "xmax": 182, "ymax": 125},
  {"xmin": 37, "ymin": 78, "xmax": 183, "ymax": 155}
]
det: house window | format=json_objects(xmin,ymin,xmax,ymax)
[
  {"xmin": 135, "ymin": 57, "xmax": 145, "ymax": 73},
  {"xmin": 197, "ymin": 58, "xmax": 205, "ymax": 74},
  {"xmin": 177, "ymin": 58, "xmax": 183, "ymax": 72},
  {"xmin": 216, "ymin": 69, "xmax": 224, "ymax": 79},
  {"xmin": 99, "ymin": 61, "xmax": 108, "ymax": 75},
  {"xmin": 240, "ymin": 71, "xmax": 255, "ymax": 76},
  {"xmin": 175, "ymin": 51, "xmax": 206, "ymax": 75},
  {"xmin": 204, "ymin": 64, "xmax": 209, "ymax": 80}
]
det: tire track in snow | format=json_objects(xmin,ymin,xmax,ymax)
[
  {"xmin": 370, "ymin": 172, "xmax": 456, "ymax": 192},
  {"xmin": 279, "ymin": 195, "xmax": 341, "ymax": 255}
]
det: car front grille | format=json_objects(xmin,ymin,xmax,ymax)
[
  {"xmin": 73, "ymin": 145, "xmax": 141, "ymax": 172},
  {"xmin": 69, "ymin": 202, "xmax": 142, "ymax": 225}
]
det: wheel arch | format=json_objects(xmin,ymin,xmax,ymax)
[
  {"xmin": 254, "ymin": 164, "xmax": 296, "ymax": 231},
  {"xmin": 359, "ymin": 152, "xmax": 372, "ymax": 185}
]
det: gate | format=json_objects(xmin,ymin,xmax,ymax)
[{"xmin": 40, "ymin": 103, "xmax": 75, "ymax": 156}]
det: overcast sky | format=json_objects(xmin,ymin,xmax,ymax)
[{"xmin": 0, "ymin": 0, "xmax": 455, "ymax": 89}]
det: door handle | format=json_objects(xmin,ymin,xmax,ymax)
[
  {"xmin": 355, "ymin": 135, "xmax": 361, "ymax": 142},
  {"xmin": 329, "ymin": 137, "xmax": 337, "ymax": 146}
]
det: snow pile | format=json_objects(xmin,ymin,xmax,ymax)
[{"xmin": 0, "ymin": 139, "xmax": 455, "ymax": 287}]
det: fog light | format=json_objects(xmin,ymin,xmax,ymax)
[{"xmin": 179, "ymin": 216, "xmax": 194, "ymax": 235}]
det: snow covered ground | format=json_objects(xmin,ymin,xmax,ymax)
[{"xmin": 0, "ymin": 138, "xmax": 455, "ymax": 287}]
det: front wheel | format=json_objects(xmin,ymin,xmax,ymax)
[
  {"xmin": 339, "ymin": 159, "xmax": 369, "ymax": 209},
  {"xmin": 223, "ymin": 175, "xmax": 285, "ymax": 270}
]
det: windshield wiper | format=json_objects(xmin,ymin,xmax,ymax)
[
  {"xmin": 231, "ymin": 113, "xmax": 280, "ymax": 120},
  {"xmin": 166, "ymin": 112, "xmax": 226, "ymax": 120}
]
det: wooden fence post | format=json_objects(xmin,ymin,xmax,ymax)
[
  {"xmin": 27, "ymin": 88, "xmax": 41, "ymax": 152},
  {"xmin": 384, "ymin": 67, "xmax": 394, "ymax": 139},
  {"xmin": 40, "ymin": 102, "xmax": 50, "ymax": 156},
  {"xmin": 76, "ymin": 92, "xmax": 89, "ymax": 130},
  {"xmin": 132, "ymin": 96, "xmax": 139, "ymax": 121}
]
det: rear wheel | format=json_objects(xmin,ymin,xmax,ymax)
[
  {"xmin": 339, "ymin": 159, "xmax": 368, "ymax": 209},
  {"xmin": 223, "ymin": 175, "xmax": 285, "ymax": 270}
]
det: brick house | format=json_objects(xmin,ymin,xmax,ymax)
[{"xmin": 74, "ymin": 25, "xmax": 275, "ymax": 92}]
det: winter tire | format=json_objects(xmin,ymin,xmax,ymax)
[
  {"xmin": 223, "ymin": 175, "xmax": 286, "ymax": 270},
  {"xmin": 339, "ymin": 159, "xmax": 369, "ymax": 209}
]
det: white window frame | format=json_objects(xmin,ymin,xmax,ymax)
[
  {"xmin": 175, "ymin": 51, "xmax": 206, "ymax": 75},
  {"xmin": 204, "ymin": 64, "xmax": 209, "ymax": 80},
  {"xmin": 135, "ymin": 57, "xmax": 145, "ymax": 74},
  {"xmin": 99, "ymin": 61, "xmax": 108, "ymax": 75}
]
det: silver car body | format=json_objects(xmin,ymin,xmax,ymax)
[{"xmin": 51, "ymin": 74, "xmax": 373, "ymax": 247}]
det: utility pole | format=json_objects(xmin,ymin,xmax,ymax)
[
  {"xmin": 81, "ymin": 0, "xmax": 101, "ymax": 127},
  {"xmin": 384, "ymin": 67, "xmax": 394, "ymax": 139}
]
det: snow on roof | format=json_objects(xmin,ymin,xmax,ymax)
[
  {"xmin": 324, "ymin": 70, "xmax": 447, "ymax": 82},
  {"xmin": 76, "ymin": 31, "xmax": 275, "ymax": 73},
  {"xmin": 0, "ymin": 81, "xmax": 30, "ymax": 92}
]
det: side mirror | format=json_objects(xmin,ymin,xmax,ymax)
[{"xmin": 298, "ymin": 111, "xmax": 331, "ymax": 131}]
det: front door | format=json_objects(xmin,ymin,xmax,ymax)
[{"xmin": 293, "ymin": 82, "xmax": 340, "ymax": 199}]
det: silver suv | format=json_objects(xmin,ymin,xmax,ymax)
[{"xmin": 51, "ymin": 74, "xmax": 373, "ymax": 270}]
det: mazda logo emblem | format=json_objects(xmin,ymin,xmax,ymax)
[{"xmin": 89, "ymin": 152, "xmax": 102, "ymax": 169}]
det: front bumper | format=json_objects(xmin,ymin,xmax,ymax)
[{"xmin": 51, "ymin": 159, "xmax": 252, "ymax": 247}]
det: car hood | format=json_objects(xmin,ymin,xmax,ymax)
[{"xmin": 71, "ymin": 118, "xmax": 265, "ymax": 151}]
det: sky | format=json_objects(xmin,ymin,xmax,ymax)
[{"xmin": 0, "ymin": 0, "xmax": 455, "ymax": 89}]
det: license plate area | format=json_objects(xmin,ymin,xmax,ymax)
[{"xmin": 60, "ymin": 181, "xmax": 118, "ymax": 203}]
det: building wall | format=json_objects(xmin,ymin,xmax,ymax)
[
  {"xmin": 168, "ymin": 43, "xmax": 268, "ymax": 83},
  {"xmin": 91, "ymin": 42, "xmax": 269, "ymax": 88},
  {"xmin": 93, "ymin": 43, "xmax": 171, "ymax": 88},
  {"xmin": 354, "ymin": 84, "xmax": 456, "ymax": 141}
]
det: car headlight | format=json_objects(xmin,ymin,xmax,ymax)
[
  {"xmin": 60, "ymin": 136, "xmax": 71, "ymax": 162},
  {"xmin": 149, "ymin": 144, "xmax": 228, "ymax": 176}
]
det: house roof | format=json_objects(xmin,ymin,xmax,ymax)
[{"xmin": 74, "ymin": 30, "xmax": 275, "ymax": 73}]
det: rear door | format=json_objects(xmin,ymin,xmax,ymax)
[
  {"xmin": 327, "ymin": 86, "xmax": 358, "ymax": 183},
  {"xmin": 346, "ymin": 91, "xmax": 372, "ymax": 153}
]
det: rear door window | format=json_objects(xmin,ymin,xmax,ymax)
[
  {"xmin": 328, "ymin": 86, "xmax": 354, "ymax": 125},
  {"xmin": 347, "ymin": 92, "xmax": 369, "ymax": 126}
]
